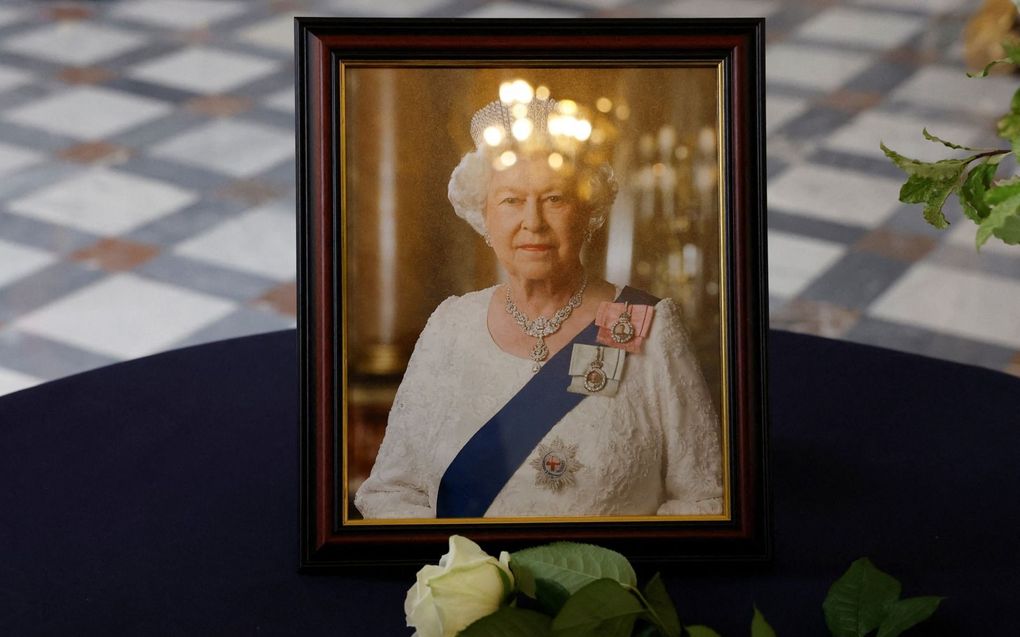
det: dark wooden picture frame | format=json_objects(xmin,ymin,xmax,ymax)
[{"xmin": 298, "ymin": 18, "xmax": 769, "ymax": 569}]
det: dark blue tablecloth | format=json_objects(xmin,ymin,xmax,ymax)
[{"xmin": 1, "ymin": 330, "xmax": 1017, "ymax": 635}]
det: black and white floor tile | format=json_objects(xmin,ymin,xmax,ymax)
[{"xmin": 1, "ymin": 0, "xmax": 1018, "ymax": 395}]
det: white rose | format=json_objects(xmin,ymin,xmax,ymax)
[{"xmin": 405, "ymin": 535, "xmax": 514, "ymax": 637}]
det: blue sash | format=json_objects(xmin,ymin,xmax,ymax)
[{"xmin": 435, "ymin": 286, "xmax": 659, "ymax": 518}]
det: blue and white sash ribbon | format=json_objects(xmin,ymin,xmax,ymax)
[{"xmin": 435, "ymin": 286, "xmax": 658, "ymax": 518}]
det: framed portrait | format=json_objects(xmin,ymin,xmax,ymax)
[{"xmin": 298, "ymin": 18, "xmax": 769, "ymax": 568}]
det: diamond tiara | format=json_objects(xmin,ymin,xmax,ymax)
[{"xmin": 469, "ymin": 98, "xmax": 558, "ymax": 148}]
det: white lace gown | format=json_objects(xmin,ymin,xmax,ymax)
[{"xmin": 354, "ymin": 286, "xmax": 723, "ymax": 519}]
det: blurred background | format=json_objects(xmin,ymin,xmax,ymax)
[{"xmin": 1, "ymin": 0, "xmax": 1019, "ymax": 405}]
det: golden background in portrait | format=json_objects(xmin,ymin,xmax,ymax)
[{"xmin": 342, "ymin": 65, "xmax": 723, "ymax": 518}]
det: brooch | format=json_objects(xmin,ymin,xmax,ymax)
[
  {"xmin": 583, "ymin": 346, "xmax": 608, "ymax": 393},
  {"xmin": 566, "ymin": 344, "xmax": 624, "ymax": 396},
  {"xmin": 595, "ymin": 301, "xmax": 655, "ymax": 353},
  {"xmin": 609, "ymin": 302, "xmax": 636, "ymax": 344},
  {"xmin": 529, "ymin": 438, "xmax": 584, "ymax": 491}
]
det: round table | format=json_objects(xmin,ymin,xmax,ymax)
[{"xmin": 1, "ymin": 330, "xmax": 1016, "ymax": 635}]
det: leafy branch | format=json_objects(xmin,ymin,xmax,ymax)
[
  {"xmin": 455, "ymin": 543, "xmax": 942, "ymax": 637},
  {"xmin": 883, "ymin": 45, "xmax": 1020, "ymax": 249}
]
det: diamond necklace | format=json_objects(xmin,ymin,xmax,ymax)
[{"xmin": 504, "ymin": 272, "xmax": 588, "ymax": 372}]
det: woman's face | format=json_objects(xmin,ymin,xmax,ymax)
[{"xmin": 484, "ymin": 155, "xmax": 588, "ymax": 285}]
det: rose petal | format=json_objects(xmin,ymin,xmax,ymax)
[
  {"xmin": 429, "ymin": 561, "xmax": 507, "ymax": 636},
  {"xmin": 498, "ymin": 551, "xmax": 515, "ymax": 595},
  {"xmin": 439, "ymin": 535, "xmax": 492, "ymax": 569},
  {"xmin": 406, "ymin": 537, "xmax": 512, "ymax": 637},
  {"xmin": 406, "ymin": 586, "xmax": 444, "ymax": 637}
]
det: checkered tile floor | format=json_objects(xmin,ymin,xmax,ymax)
[{"xmin": 0, "ymin": 0, "xmax": 1017, "ymax": 396}]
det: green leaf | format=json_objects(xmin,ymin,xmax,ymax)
[
  {"xmin": 458, "ymin": 606, "xmax": 553, "ymax": 637},
  {"xmin": 967, "ymin": 41, "xmax": 1020, "ymax": 77},
  {"xmin": 899, "ymin": 174, "xmax": 961, "ymax": 229},
  {"xmin": 823, "ymin": 558, "xmax": 902, "ymax": 637},
  {"xmin": 958, "ymin": 160, "xmax": 998, "ymax": 223},
  {"xmin": 685, "ymin": 626, "xmax": 722, "ymax": 637},
  {"xmin": 881, "ymin": 143, "xmax": 976, "ymax": 228},
  {"xmin": 985, "ymin": 176, "xmax": 1020, "ymax": 205},
  {"xmin": 977, "ymin": 192, "xmax": 1020, "ymax": 248},
  {"xmin": 875, "ymin": 596, "xmax": 944, "ymax": 637},
  {"xmin": 642, "ymin": 573, "xmax": 683, "ymax": 637},
  {"xmin": 998, "ymin": 115, "xmax": 1020, "ymax": 155},
  {"xmin": 551, "ymin": 579, "xmax": 645, "ymax": 637},
  {"xmin": 1004, "ymin": 40, "xmax": 1020, "ymax": 62},
  {"xmin": 511, "ymin": 543, "xmax": 637, "ymax": 598},
  {"xmin": 921, "ymin": 128, "xmax": 986, "ymax": 152},
  {"xmin": 996, "ymin": 87, "xmax": 1020, "ymax": 155},
  {"xmin": 751, "ymin": 607, "xmax": 776, "ymax": 637},
  {"xmin": 534, "ymin": 577, "xmax": 572, "ymax": 616},
  {"xmin": 968, "ymin": 58, "xmax": 1009, "ymax": 78},
  {"xmin": 881, "ymin": 143, "xmax": 973, "ymax": 178}
]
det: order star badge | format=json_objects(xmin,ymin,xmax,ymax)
[{"xmin": 529, "ymin": 438, "xmax": 584, "ymax": 492}]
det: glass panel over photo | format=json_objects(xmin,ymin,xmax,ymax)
[{"xmin": 341, "ymin": 65, "xmax": 725, "ymax": 521}]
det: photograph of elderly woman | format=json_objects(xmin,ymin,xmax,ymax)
[{"xmin": 343, "ymin": 66, "xmax": 726, "ymax": 522}]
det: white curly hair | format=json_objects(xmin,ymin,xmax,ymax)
[{"xmin": 447, "ymin": 147, "xmax": 619, "ymax": 238}]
